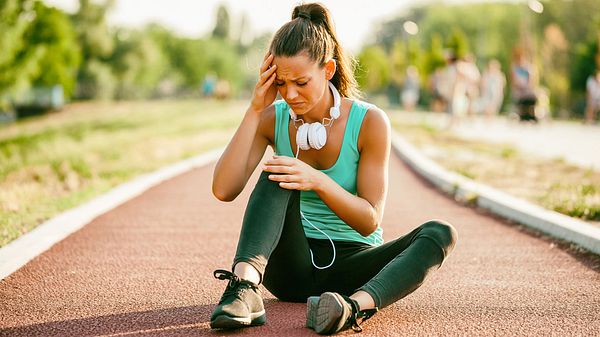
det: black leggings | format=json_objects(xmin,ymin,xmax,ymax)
[{"xmin": 233, "ymin": 171, "xmax": 457, "ymax": 309}]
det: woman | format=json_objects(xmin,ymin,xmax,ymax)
[{"xmin": 210, "ymin": 3, "xmax": 457, "ymax": 335}]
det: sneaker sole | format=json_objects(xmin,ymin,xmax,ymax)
[
  {"xmin": 306, "ymin": 296, "xmax": 320, "ymax": 329},
  {"xmin": 210, "ymin": 310, "xmax": 266, "ymax": 329},
  {"xmin": 315, "ymin": 292, "xmax": 345, "ymax": 335}
]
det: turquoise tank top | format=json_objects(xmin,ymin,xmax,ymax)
[{"xmin": 273, "ymin": 99, "xmax": 384, "ymax": 246}]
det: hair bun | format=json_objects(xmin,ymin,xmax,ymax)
[{"xmin": 292, "ymin": 3, "xmax": 326, "ymax": 25}]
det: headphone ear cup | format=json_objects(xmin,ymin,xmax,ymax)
[
  {"xmin": 308, "ymin": 122, "xmax": 327, "ymax": 150},
  {"xmin": 296, "ymin": 123, "xmax": 311, "ymax": 150}
]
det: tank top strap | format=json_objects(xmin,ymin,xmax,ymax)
[{"xmin": 347, "ymin": 100, "xmax": 372, "ymax": 154}]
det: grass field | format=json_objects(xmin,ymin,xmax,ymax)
[
  {"xmin": 389, "ymin": 112, "xmax": 600, "ymax": 225},
  {"xmin": 0, "ymin": 99, "xmax": 246, "ymax": 247}
]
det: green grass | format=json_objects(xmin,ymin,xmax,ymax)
[
  {"xmin": 390, "ymin": 112, "xmax": 600, "ymax": 224},
  {"xmin": 0, "ymin": 99, "xmax": 246, "ymax": 247}
]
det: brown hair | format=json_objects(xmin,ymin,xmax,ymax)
[{"xmin": 269, "ymin": 2, "xmax": 360, "ymax": 98}]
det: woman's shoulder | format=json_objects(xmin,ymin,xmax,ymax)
[
  {"xmin": 350, "ymin": 99, "xmax": 391, "ymax": 150},
  {"xmin": 348, "ymin": 98, "xmax": 388, "ymax": 122},
  {"xmin": 363, "ymin": 104, "xmax": 390, "ymax": 131}
]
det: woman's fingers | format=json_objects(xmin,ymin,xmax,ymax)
[
  {"xmin": 260, "ymin": 53, "xmax": 274, "ymax": 74},
  {"xmin": 256, "ymin": 65, "xmax": 276, "ymax": 94},
  {"xmin": 264, "ymin": 155, "xmax": 294, "ymax": 166},
  {"xmin": 261, "ymin": 71, "xmax": 277, "ymax": 91},
  {"xmin": 277, "ymin": 182, "xmax": 300, "ymax": 190},
  {"xmin": 268, "ymin": 173, "xmax": 295, "ymax": 182},
  {"xmin": 263, "ymin": 164, "xmax": 293, "ymax": 174},
  {"xmin": 262, "ymin": 50, "xmax": 271, "ymax": 61},
  {"xmin": 259, "ymin": 64, "xmax": 277, "ymax": 84}
]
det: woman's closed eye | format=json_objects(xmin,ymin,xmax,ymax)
[{"xmin": 275, "ymin": 80, "xmax": 309, "ymax": 87}]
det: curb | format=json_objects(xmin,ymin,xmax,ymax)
[
  {"xmin": 391, "ymin": 132, "xmax": 600, "ymax": 255},
  {"xmin": 0, "ymin": 147, "xmax": 224, "ymax": 280}
]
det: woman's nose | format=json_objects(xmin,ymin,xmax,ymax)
[{"xmin": 286, "ymin": 87, "xmax": 298, "ymax": 100}]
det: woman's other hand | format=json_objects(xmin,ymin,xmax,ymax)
[
  {"xmin": 250, "ymin": 52, "xmax": 278, "ymax": 113},
  {"xmin": 262, "ymin": 156, "xmax": 325, "ymax": 191}
]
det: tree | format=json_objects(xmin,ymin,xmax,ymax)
[
  {"xmin": 110, "ymin": 27, "xmax": 169, "ymax": 99},
  {"xmin": 71, "ymin": 0, "xmax": 116, "ymax": 99},
  {"xmin": 212, "ymin": 4, "xmax": 230, "ymax": 40},
  {"xmin": 355, "ymin": 45, "xmax": 391, "ymax": 92},
  {"xmin": 423, "ymin": 33, "xmax": 446, "ymax": 75},
  {"xmin": 446, "ymin": 28, "xmax": 469, "ymax": 60},
  {"xmin": 0, "ymin": 0, "xmax": 41, "ymax": 110},
  {"xmin": 25, "ymin": 1, "xmax": 81, "ymax": 97}
]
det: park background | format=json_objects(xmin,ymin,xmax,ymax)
[{"xmin": 1, "ymin": 0, "xmax": 600, "ymax": 248}]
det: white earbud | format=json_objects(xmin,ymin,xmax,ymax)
[{"xmin": 290, "ymin": 81, "xmax": 341, "ymax": 151}]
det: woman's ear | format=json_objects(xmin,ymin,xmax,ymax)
[{"xmin": 324, "ymin": 59, "xmax": 337, "ymax": 80}]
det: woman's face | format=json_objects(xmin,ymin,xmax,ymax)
[{"xmin": 272, "ymin": 52, "xmax": 329, "ymax": 116}]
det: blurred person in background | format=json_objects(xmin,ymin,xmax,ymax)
[
  {"xmin": 479, "ymin": 59, "xmax": 506, "ymax": 119},
  {"xmin": 429, "ymin": 68, "xmax": 447, "ymax": 113},
  {"xmin": 440, "ymin": 51, "xmax": 470, "ymax": 127},
  {"xmin": 401, "ymin": 65, "xmax": 420, "ymax": 112},
  {"xmin": 586, "ymin": 69, "xmax": 600, "ymax": 124},
  {"xmin": 510, "ymin": 48, "xmax": 538, "ymax": 122},
  {"xmin": 463, "ymin": 54, "xmax": 481, "ymax": 117},
  {"xmin": 202, "ymin": 73, "xmax": 217, "ymax": 98},
  {"xmin": 214, "ymin": 79, "xmax": 231, "ymax": 100}
]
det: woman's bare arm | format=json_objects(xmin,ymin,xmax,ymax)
[{"xmin": 212, "ymin": 53, "xmax": 278, "ymax": 201}]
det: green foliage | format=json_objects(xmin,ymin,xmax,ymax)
[
  {"xmin": 423, "ymin": 34, "xmax": 446, "ymax": 74},
  {"xmin": 110, "ymin": 28, "xmax": 169, "ymax": 99},
  {"xmin": 164, "ymin": 37, "xmax": 244, "ymax": 93},
  {"xmin": 571, "ymin": 41, "xmax": 598, "ymax": 92},
  {"xmin": 25, "ymin": 1, "xmax": 81, "ymax": 97},
  {"xmin": 356, "ymin": 46, "xmax": 391, "ymax": 92},
  {"xmin": 168, "ymin": 37, "xmax": 210, "ymax": 89},
  {"xmin": 0, "ymin": 0, "xmax": 266, "ymax": 103},
  {"xmin": 71, "ymin": 0, "xmax": 114, "ymax": 60},
  {"xmin": 76, "ymin": 59, "xmax": 115, "ymax": 100},
  {"xmin": 0, "ymin": 0, "xmax": 42, "ymax": 101},
  {"xmin": 71, "ymin": 0, "xmax": 115, "ymax": 99},
  {"xmin": 446, "ymin": 28, "xmax": 469, "ymax": 59}
]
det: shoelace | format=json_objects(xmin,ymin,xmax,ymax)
[
  {"xmin": 213, "ymin": 269, "xmax": 258, "ymax": 304},
  {"xmin": 341, "ymin": 294, "xmax": 378, "ymax": 333}
]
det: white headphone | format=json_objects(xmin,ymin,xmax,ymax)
[{"xmin": 289, "ymin": 81, "xmax": 341, "ymax": 151}]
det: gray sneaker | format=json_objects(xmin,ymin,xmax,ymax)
[
  {"xmin": 312, "ymin": 292, "xmax": 377, "ymax": 335},
  {"xmin": 306, "ymin": 296, "xmax": 320, "ymax": 329},
  {"xmin": 210, "ymin": 269, "xmax": 266, "ymax": 329}
]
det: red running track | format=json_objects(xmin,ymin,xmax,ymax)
[{"xmin": 1, "ymin": 152, "xmax": 599, "ymax": 336}]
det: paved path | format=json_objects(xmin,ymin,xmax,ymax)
[
  {"xmin": 394, "ymin": 112, "xmax": 600, "ymax": 171},
  {"xmin": 1, "ymin": 152, "xmax": 599, "ymax": 336}
]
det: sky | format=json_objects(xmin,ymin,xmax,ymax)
[{"xmin": 43, "ymin": 0, "xmax": 425, "ymax": 52}]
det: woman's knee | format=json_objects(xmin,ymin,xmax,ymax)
[
  {"xmin": 420, "ymin": 219, "xmax": 458, "ymax": 256},
  {"xmin": 250, "ymin": 171, "xmax": 298, "ymax": 205}
]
